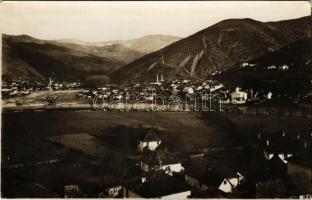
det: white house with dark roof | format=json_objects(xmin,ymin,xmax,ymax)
[
  {"xmin": 230, "ymin": 87, "xmax": 247, "ymax": 104},
  {"xmin": 262, "ymin": 130, "xmax": 305, "ymax": 164},
  {"xmin": 137, "ymin": 129, "xmax": 161, "ymax": 152},
  {"xmin": 218, "ymin": 172, "xmax": 244, "ymax": 193},
  {"xmin": 138, "ymin": 129, "xmax": 161, "ymax": 152}
]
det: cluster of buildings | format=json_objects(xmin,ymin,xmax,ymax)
[
  {"xmin": 265, "ymin": 64, "xmax": 289, "ymax": 71},
  {"xmin": 77, "ymin": 74, "xmax": 273, "ymax": 108},
  {"xmin": 240, "ymin": 62, "xmax": 290, "ymax": 71},
  {"xmin": 59, "ymin": 127, "xmax": 312, "ymax": 198},
  {"xmin": 2, "ymin": 78, "xmax": 82, "ymax": 98},
  {"xmin": 254, "ymin": 129, "xmax": 312, "ymax": 198},
  {"xmin": 7, "ymin": 123, "xmax": 310, "ymax": 198}
]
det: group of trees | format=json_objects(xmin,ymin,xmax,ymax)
[{"xmin": 85, "ymin": 75, "xmax": 110, "ymax": 88}]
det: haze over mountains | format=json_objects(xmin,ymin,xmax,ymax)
[
  {"xmin": 2, "ymin": 34, "xmax": 181, "ymax": 80},
  {"xmin": 56, "ymin": 35, "xmax": 181, "ymax": 53},
  {"xmin": 2, "ymin": 16, "xmax": 311, "ymax": 82},
  {"xmin": 54, "ymin": 35, "xmax": 181, "ymax": 63}
]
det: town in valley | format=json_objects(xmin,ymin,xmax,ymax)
[{"xmin": 1, "ymin": 1, "xmax": 311, "ymax": 199}]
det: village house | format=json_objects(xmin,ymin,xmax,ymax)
[
  {"xmin": 137, "ymin": 129, "xmax": 161, "ymax": 152},
  {"xmin": 267, "ymin": 92, "xmax": 273, "ymax": 100},
  {"xmin": 182, "ymin": 86, "xmax": 194, "ymax": 94},
  {"xmin": 267, "ymin": 65, "xmax": 277, "ymax": 70},
  {"xmin": 230, "ymin": 87, "xmax": 248, "ymax": 104},
  {"xmin": 279, "ymin": 65, "xmax": 289, "ymax": 71},
  {"xmin": 100, "ymin": 185, "xmax": 123, "ymax": 198},
  {"xmin": 64, "ymin": 185, "xmax": 81, "ymax": 198},
  {"xmin": 160, "ymin": 161, "xmax": 184, "ymax": 176},
  {"xmin": 184, "ymin": 156, "xmax": 244, "ymax": 194},
  {"xmin": 184, "ymin": 166, "xmax": 222, "ymax": 192},
  {"xmin": 210, "ymin": 83, "xmax": 224, "ymax": 92},
  {"xmin": 76, "ymin": 175, "xmax": 125, "ymax": 198},
  {"xmin": 124, "ymin": 171, "xmax": 191, "ymax": 199},
  {"xmin": 259, "ymin": 130, "xmax": 306, "ymax": 163},
  {"xmin": 218, "ymin": 172, "xmax": 244, "ymax": 193},
  {"xmin": 139, "ymin": 151, "xmax": 184, "ymax": 176}
]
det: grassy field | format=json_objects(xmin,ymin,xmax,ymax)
[
  {"xmin": 2, "ymin": 111, "xmax": 310, "ymax": 163},
  {"xmin": 2, "ymin": 111, "xmax": 241, "ymax": 159},
  {"xmin": 2, "ymin": 89, "xmax": 90, "ymax": 108}
]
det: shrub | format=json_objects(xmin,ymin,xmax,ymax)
[{"xmin": 85, "ymin": 75, "xmax": 110, "ymax": 88}]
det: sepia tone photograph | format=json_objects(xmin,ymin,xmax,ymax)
[{"xmin": 0, "ymin": 1, "xmax": 311, "ymax": 198}]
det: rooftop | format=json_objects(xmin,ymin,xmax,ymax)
[
  {"xmin": 261, "ymin": 131, "xmax": 306, "ymax": 153},
  {"xmin": 139, "ymin": 128, "xmax": 161, "ymax": 142},
  {"xmin": 184, "ymin": 156, "xmax": 239, "ymax": 187},
  {"xmin": 129, "ymin": 171, "xmax": 190, "ymax": 198}
]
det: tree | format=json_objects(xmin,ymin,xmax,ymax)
[
  {"xmin": 85, "ymin": 75, "xmax": 110, "ymax": 88},
  {"xmin": 46, "ymin": 95, "xmax": 58, "ymax": 105}
]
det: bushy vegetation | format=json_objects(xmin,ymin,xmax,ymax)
[{"xmin": 85, "ymin": 75, "xmax": 110, "ymax": 88}]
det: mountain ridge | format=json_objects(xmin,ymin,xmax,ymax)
[
  {"xmin": 54, "ymin": 34, "xmax": 181, "ymax": 54},
  {"xmin": 2, "ymin": 34, "xmax": 181, "ymax": 80},
  {"xmin": 2, "ymin": 34, "xmax": 124, "ymax": 80},
  {"xmin": 111, "ymin": 16, "xmax": 311, "ymax": 83}
]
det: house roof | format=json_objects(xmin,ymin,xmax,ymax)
[
  {"xmin": 184, "ymin": 158, "xmax": 229, "ymax": 187},
  {"xmin": 80, "ymin": 175, "xmax": 123, "ymax": 197},
  {"xmin": 130, "ymin": 171, "xmax": 190, "ymax": 198},
  {"xmin": 262, "ymin": 134, "xmax": 305, "ymax": 154},
  {"xmin": 86, "ymin": 175, "xmax": 122, "ymax": 189},
  {"xmin": 191, "ymin": 188, "xmax": 227, "ymax": 198},
  {"xmin": 139, "ymin": 129, "xmax": 161, "ymax": 142}
]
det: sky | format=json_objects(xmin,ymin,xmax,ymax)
[{"xmin": 0, "ymin": 1, "xmax": 310, "ymax": 42}]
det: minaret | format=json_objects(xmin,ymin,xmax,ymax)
[
  {"xmin": 304, "ymin": 141, "xmax": 307, "ymax": 149},
  {"xmin": 160, "ymin": 74, "xmax": 164, "ymax": 82},
  {"xmin": 156, "ymin": 74, "xmax": 159, "ymax": 84},
  {"xmin": 49, "ymin": 77, "xmax": 53, "ymax": 91}
]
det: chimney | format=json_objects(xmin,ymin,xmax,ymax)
[{"xmin": 266, "ymin": 139, "xmax": 270, "ymax": 146}]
